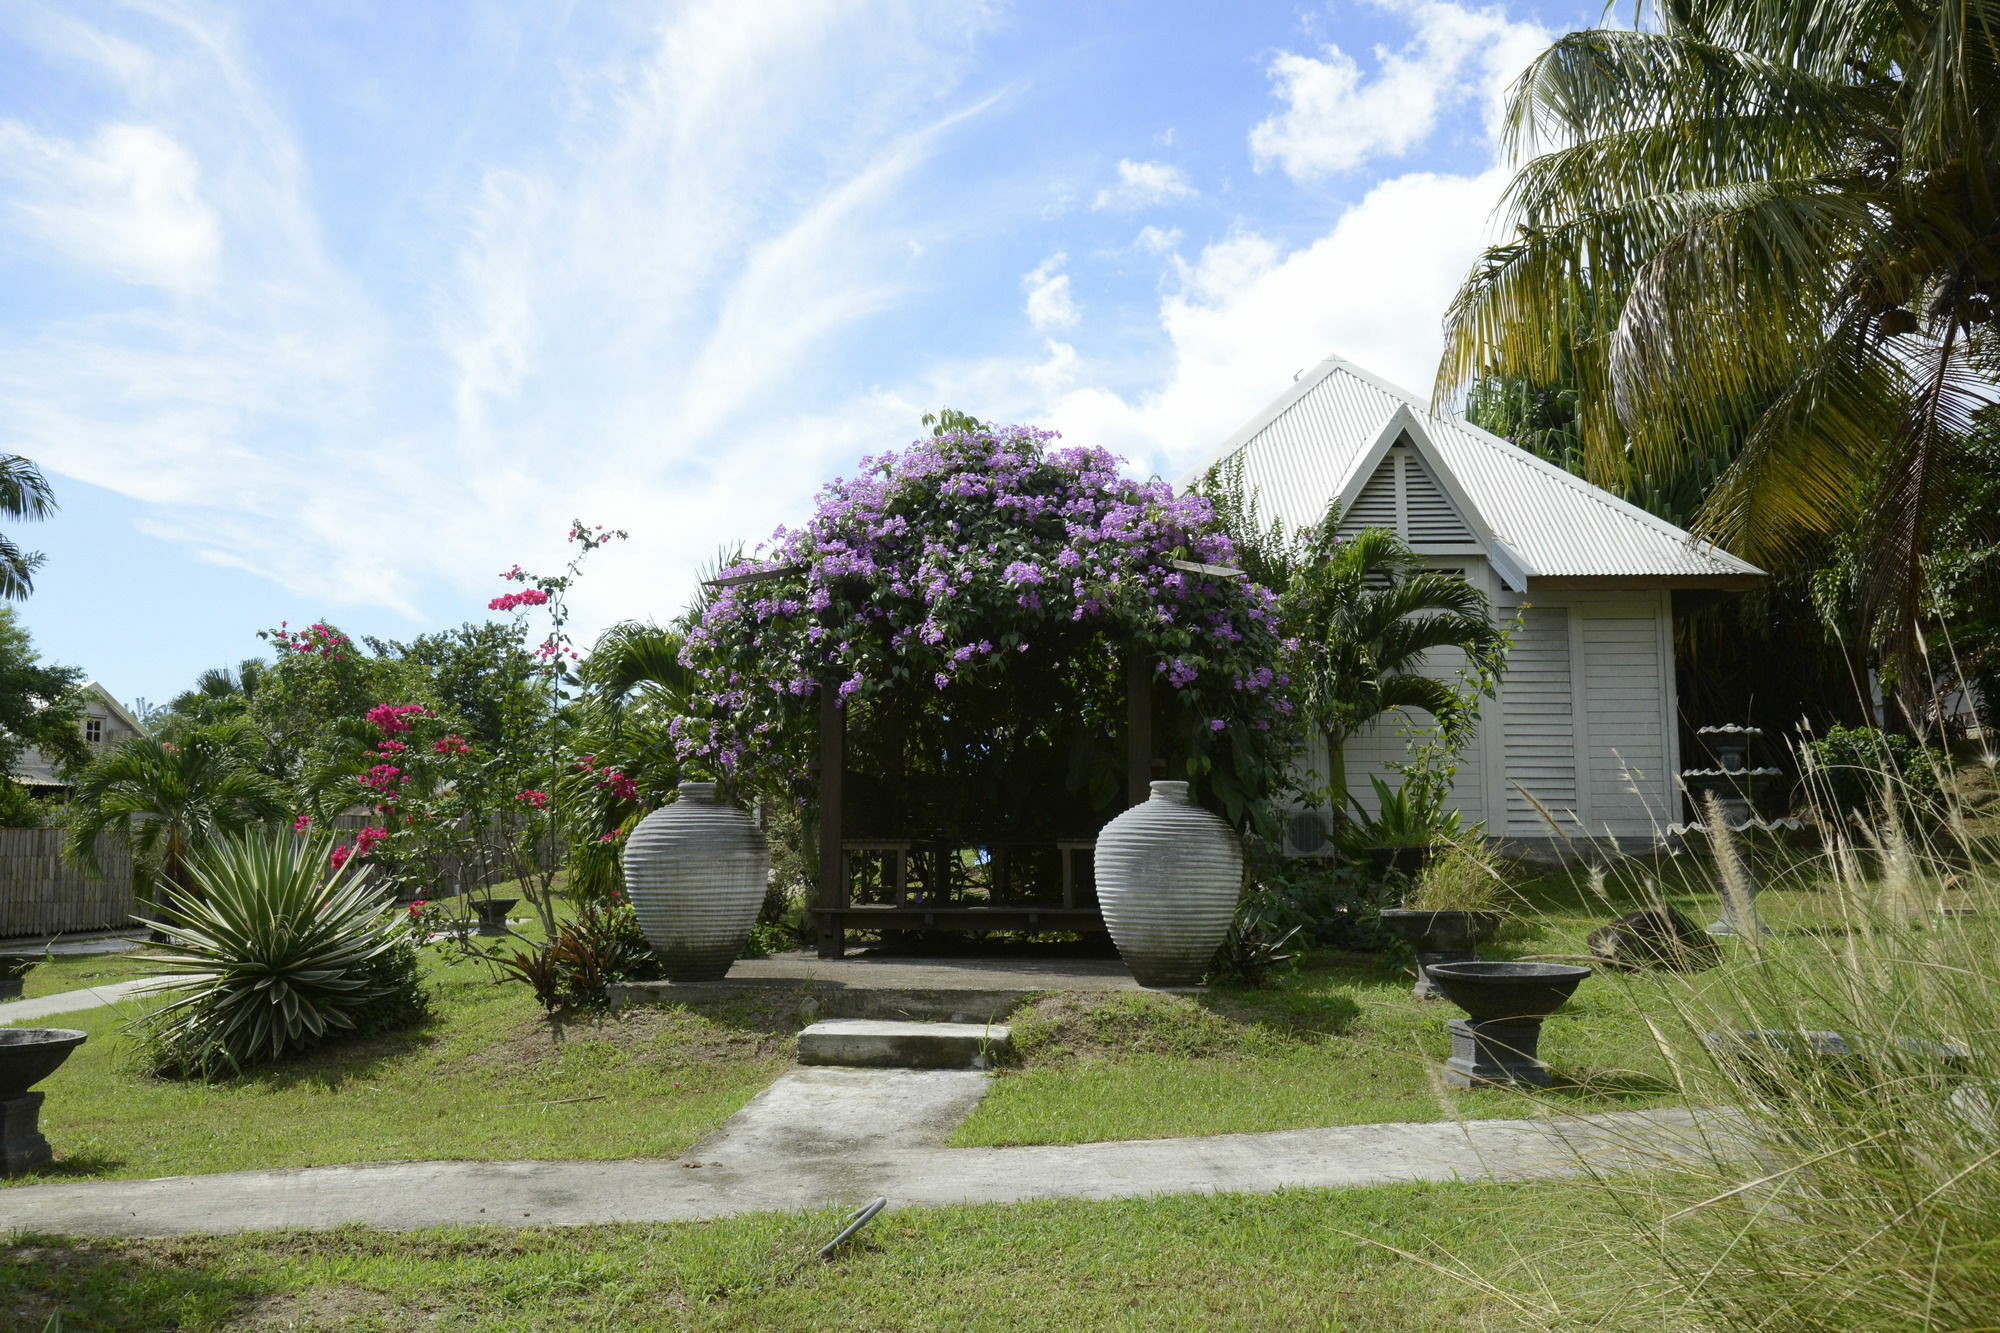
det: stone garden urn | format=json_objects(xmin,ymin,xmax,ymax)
[
  {"xmin": 1094, "ymin": 781, "xmax": 1243, "ymax": 986},
  {"xmin": 470, "ymin": 897, "xmax": 519, "ymax": 937},
  {"xmin": 1376, "ymin": 909, "xmax": 1503, "ymax": 999},
  {"xmin": 0, "ymin": 954, "xmax": 39, "ymax": 1002},
  {"xmin": 622, "ymin": 781, "xmax": 769, "ymax": 982},
  {"xmin": 1425, "ymin": 961, "xmax": 1590, "ymax": 1088},
  {"xmin": 0, "ymin": 1028, "xmax": 86, "ymax": 1175}
]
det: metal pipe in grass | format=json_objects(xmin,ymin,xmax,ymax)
[{"xmin": 818, "ymin": 1197, "xmax": 888, "ymax": 1260}]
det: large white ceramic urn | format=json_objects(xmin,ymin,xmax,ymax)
[
  {"xmin": 1094, "ymin": 781, "xmax": 1243, "ymax": 986},
  {"xmin": 621, "ymin": 781, "xmax": 768, "ymax": 982}
]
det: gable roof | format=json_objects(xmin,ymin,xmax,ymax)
[
  {"xmin": 1185, "ymin": 355, "xmax": 1765, "ymax": 591},
  {"xmin": 80, "ymin": 682, "xmax": 144, "ymax": 735}
]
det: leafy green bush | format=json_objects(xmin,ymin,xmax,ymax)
[
  {"xmin": 1800, "ymin": 723, "xmax": 1946, "ymax": 822},
  {"xmin": 1238, "ymin": 844, "xmax": 1393, "ymax": 952},
  {"xmin": 134, "ymin": 832, "xmax": 429, "ymax": 1079},
  {"xmin": 489, "ymin": 897, "xmax": 665, "ymax": 1013},
  {"xmin": 1404, "ymin": 837, "xmax": 1507, "ymax": 913}
]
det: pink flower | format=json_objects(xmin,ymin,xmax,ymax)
[
  {"xmin": 355, "ymin": 826, "xmax": 389, "ymax": 857},
  {"xmin": 515, "ymin": 790, "xmax": 549, "ymax": 809},
  {"xmin": 291, "ymin": 814, "xmax": 312, "ymax": 834},
  {"xmin": 434, "ymin": 734, "xmax": 470, "ymax": 756},
  {"xmin": 330, "ymin": 844, "xmax": 353, "ymax": 870},
  {"xmin": 487, "ymin": 589, "xmax": 550, "ymax": 612},
  {"xmin": 366, "ymin": 704, "xmax": 428, "ymax": 735}
]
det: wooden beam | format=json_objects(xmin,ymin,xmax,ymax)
[
  {"xmin": 815, "ymin": 679, "xmax": 847, "ymax": 959},
  {"xmin": 1167, "ymin": 558, "xmax": 1246, "ymax": 580},
  {"xmin": 701, "ymin": 562, "xmax": 809, "ymax": 590},
  {"xmin": 1125, "ymin": 648, "xmax": 1153, "ymax": 808}
]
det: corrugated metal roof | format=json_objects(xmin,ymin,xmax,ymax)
[{"xmin": 1184, "ymin": 355, "xmax": 1765, "ymax": 588}]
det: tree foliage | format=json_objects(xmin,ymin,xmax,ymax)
[
  {"xmin": 1439, "ymin": 0, "xmax": 2000, "ymax": 711},
  {"xmin": 0, "ymin": 605, "xmax": 84, "ymax": 779}
]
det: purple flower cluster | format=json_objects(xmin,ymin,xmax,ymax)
[{"xmin": 676, "ymin": 424, "xmax": 1287, "ymax": 778}]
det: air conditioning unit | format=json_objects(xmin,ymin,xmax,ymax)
[{"xmin": 1282, "ymin": 808, "xmax": 1330, "ymax": 857}]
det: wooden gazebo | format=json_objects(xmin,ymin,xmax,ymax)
[{"xmin": 707, "ymin": 558, "xmax": 1243, "ymax": 960}]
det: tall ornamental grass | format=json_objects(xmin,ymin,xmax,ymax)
[
  {"xmin": 1508, "ymin": 741, "xmax": 2000, "ymax": 1330},
  {"xmin": 134, "ymin": 831, "xmax": 429, "ymax": 1079}
]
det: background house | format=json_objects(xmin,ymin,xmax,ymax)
[
  {"xmin": 1191, "ymin": 355, "xmax": 1765, "ymax": 855},
  {"xmin": 13, "ymin": 681, "xmax": 144, "ymax": 790}
]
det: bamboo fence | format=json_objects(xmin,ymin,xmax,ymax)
[{"xmin": 0, "ymin": 829, "xmax": 133, "ymax": 937}]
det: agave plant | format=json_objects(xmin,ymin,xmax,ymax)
[{"xmin": 134, "ymin": 831, "xmax": 427, "ymax": 1078}]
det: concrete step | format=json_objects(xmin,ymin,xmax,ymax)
[{"xmin": 796, "ymin": 1018, "xmax": 1010, "ymax": 1070}]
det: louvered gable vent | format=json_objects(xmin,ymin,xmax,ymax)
[
  {"xmin": 1335, "ymin": 437, "xmax": 1475, "ymax": 546},
  {"xmin": 1403, "ymin": 449, "xmax": 1471, "ymax": 543}
]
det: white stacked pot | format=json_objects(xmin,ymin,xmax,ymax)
[
  {"xmin": 621, "ymin": 782, "xmax": 769, "ymax": 982},
  {"xmin": 1094, "ymin": 781, "xmax": 1243, "ymax": 986}
]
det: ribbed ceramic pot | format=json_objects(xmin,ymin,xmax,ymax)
[
  {"xmin": 1094, "ymin": 781, "xmax": 1243, "ymax": 986},
  {"xmin": 621, "ymin": 782, "xmax": 769, "ymax": 982}
]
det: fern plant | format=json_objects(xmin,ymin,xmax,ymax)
[{"xmin": 133, "ymin": 831, "xmax": 428, "ymax": 1078}]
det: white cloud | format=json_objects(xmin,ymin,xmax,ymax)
[
  {"xmin": 0, "ymin": 121, "xmax": 219, "ymax": 289},
  {"xmin": 1039, "ymin": 166, "xmax": 1516, "ymax": 481},
  {"xmin": 0, "ymin": 0, "xmax": 1002, "ymax": 634},
  {"xmin": 1022, "ymin": 253, "xmax": 1078, "ymax": 331},
  {"xmin": 1091, "ymin": 157, "xmax": 1196, "ymax": 211},
  {"xmin": 1249, "ymin": 0, "xmax": 1549, "ymax": 179},
  {"xmin": 1131, "ymin": 224, "xmax": 1182, "ymax": 255}
]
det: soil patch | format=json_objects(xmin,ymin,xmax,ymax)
[
  {"xmin": 474, "ymin": 1001, "xmax": 797, "ymax": 1076},
  {"xmin": 1006, "ymin": 990, "xmax": 1294, "ymax": 1065}
]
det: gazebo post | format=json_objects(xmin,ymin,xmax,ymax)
[
  {"xmin": 815, "ymin": 678, "xmax": 847, "ymax": 959},
  {"xmin": 1125, "ymin": 647, "xmax": 1152, "ymax": 808}
]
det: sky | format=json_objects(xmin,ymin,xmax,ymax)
[{"xmin": 0, "ymin": 0, "xmax": 1598, "ymax": 714}]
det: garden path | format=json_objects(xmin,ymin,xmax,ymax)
[
  {"xmin": 0, "ymin": 1066, "xmax": 1710, "ymax": 1237},
  {"xmin": 0, "ymin": 976, "xmax": 197, "ymax": 1025}
]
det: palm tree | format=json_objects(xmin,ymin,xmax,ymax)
[
  {"xmin": 0, "ymin": 455, "xmax": 57, "ymax": 600},
  {"xmin": 156, "ymin": 659, "xmax": 269, "ymax": 737},
  {"xmin": 1283, "ymin": 523, "xmax": 1506, "ymax": 822},
  {"xmin": 65, "ymin": 728, "xmax": 289, "ymax": 898},
  {"xmin": 1438, "ymin": 0, "xmax": 2000, "ymax": 720}
]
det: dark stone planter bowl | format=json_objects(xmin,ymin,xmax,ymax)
[
  {"xmin": 0, "ymin": 1029, "xmax": 88, "ymax": 1098},
  {"xmin": 1424, "ymin": 961, "xmax": 1591, "ymax": 1021},
  {"xmin": 0, "ymin": 955, "xmax": 38, "ymax": 1002},
  {"xmin": 472, "ymin": 897, "xmax": 519, "ymax": 921},
  {"xmin": 1377, "ymin": 909, "xmax": 1502, "ymax": 954}
]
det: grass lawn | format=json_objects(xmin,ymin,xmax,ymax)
[
  {"xmin": 952, "ymin": 872, "xmax": 1899, "ymax": 1148},
  {"xmin": 13, "ymin": 947, "xmax": 159, "ymax": 1002},
  {"xmin": 3, "ymin": 937, "xmax": 792, "ymax": 1184},
  {"xmin": 1, "ymin": 1180, "xmax": 1630, "ymax": 1332}
]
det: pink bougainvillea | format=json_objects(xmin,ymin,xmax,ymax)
[{"xmin": 487, "ymin": 588, "xmax": 551, "ymax": 612}]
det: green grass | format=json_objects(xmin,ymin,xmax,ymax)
[
  {"xmin": 952, "ymin": 877, "xmax": 1885, "ymax": 1148},
  {"xmin": 12, "ymin": 947, "xmax": 158, "ymax": 1001},
  {"xmin": 0, "ymin": 1180, "xmax": 1635, "ymax": 1331},
  {"xmin": 4, "ymin": 940, "xmax": 790, "ymax": 1184}
]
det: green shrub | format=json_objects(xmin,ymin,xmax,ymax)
[
  {"xmin": 1405, "ymin": 837, "xmax": 1508, "ymax": 913},
  {"xmin": 1240, "ymin": 844, "xmax": 1394, "ymax": 951},
  {"xmin": 488, "ymin": 896, "xmax": 665, "ymax": 1013},
  {"xmin": 133, "ymin": 832, "xmax": 430, "ymax": 1079},
  {"xmin": 1800, "ymin": 723, "xmax": 1946, "ymax": 823}
]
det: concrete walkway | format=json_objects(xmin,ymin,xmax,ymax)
[
  {"xmin": 0, "ymin": 976, "xmax": 187, "ymax": 1025},
  {"xmin": 0, "ymin": 1066, "xmax": 1711, "ymax": 1237}
]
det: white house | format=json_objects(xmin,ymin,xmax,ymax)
[
  {"xmin": 1189, "ymin": 355, "xmax": 1764, "ymax": 854},
  {"xmin": 13, "ymin": 681, "xmax": 144, "ymax": 789}
]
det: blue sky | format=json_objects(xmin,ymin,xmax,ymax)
[{"xmin": 0, "ymin": 0, "xmax": 1595, "ymax": 713}]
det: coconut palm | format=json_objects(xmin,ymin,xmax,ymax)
[
  {"xmin": 64, "ymin": 728, "xmax": 288, "ymax": 896},
  {"xmin": 0, "ymin": 454, "xmax": 56, "ymax": 601},
  {"xmin": 1438, "ymin": 0, "xmax": 2000, "ymax": 719},
  {"xmin": 1283, "ymin": 522, "xmax": 1506, "ymax": 821}
]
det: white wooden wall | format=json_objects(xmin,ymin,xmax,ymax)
[{"xmin": 1312, "ymin": 578, "xmax": 1680, "ymax": 847}]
